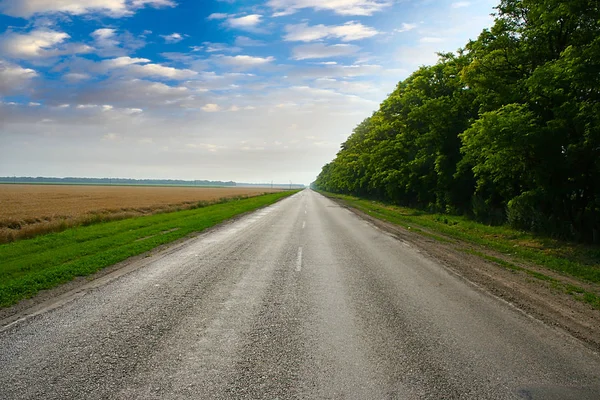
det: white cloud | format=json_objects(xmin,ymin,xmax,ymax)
[
  {"xmin": 267, "ymin": 0, "xmax": 391, "ymax": 16},
  {"xmin": 101, "ymin": 56, "xmax": 150, "ymax": 68},
  {"xmin": 0, "ymin": 0, "xmax": 175, "ymax": 18},
  {"xmin": 0, "ymin": 29, "xmax": 74, "ymax": 59},
  {"xmin": 184, "ymin": 71, "xmax": 257, "ymax": 92},
  {"xmin": 451, "ymin": 2, "xmax": 471, "ymax": 8},
  {"xmin": 64, "ymin": 72, "xmax": 91, "ymax": 82},
  {"xmin": 207, "ymin": 12, "xmax": 228, "ymax": 20},
  {"xmin": 213, "ymin": 55, "xmax": 275, "ymax": 69},
  {"xmin": 292, "ymin": 43, "xmax": 359, "ymax": 60},
  {"xmin": 395, "ymin": 23, "xmax": 417, "ymax": 33},
  {"xmin": 138, "ymin": 137, "xmax": 154, "ymax": 144},
  {"xmin": 203, "ymin": 42, "xmax": 241, "ymax": 53},
  {"xmin": 272, "ymin": 10, "xmax": 295, "ymax": 17},
  {"xmin": 71, "ymin": 78, "xmax": 191, "ymax": 108},
  {"xmin": 98, "ymin": 56, "xmax": 197, "ymax": 79},
  {"xmin": 161, "ymin": 33, "xmax": 184, "ymax": 43},
  {"xmin": 225, "ymin": 14, "xmax": 263, "ymax": 31},
  {"xmin": 393, "ymin": 7, "xmax": 495, "ymax": 72},
  {"xmin": 0, "ymin": 77, "xmax": 376, "ymax": 183},
  {"xmin": 103, "ymin": 133, "xmax": 119, "ymax": 141},
  {"xmin": 284, "ymin": 21, "xmax": 378, "ymax": 42},
  {"xmin": 185, "ymin": 143, "xmax": 224, "ymax": 152},
  {"xmin": 287, "ymin": 63, "xmax": 382, "ymax": 79},
  {"xmin": 235, "ymin": 36, "xmax": 265, "ymax": 47},
  {"xmin": 56, "ymin": 56, "xmax": 197, "ymax": 80},
  {"xmin": 0, "ymin": 0, "xmax": 127, "ymax": 17},
  {"xmin": 126, "ymin": 63, "xmax": 197, "ymax": 79},
  {"xmin": 313, "ymin": 78, "xmax": 378, "ymax": 94},
  {"xmin": 288, "ymin": 85, "xmax": 367, "ymax": 101},
  {"xmin": 208, "ymin": 13, "xmax": 265, "ymax": 32},
  {"xmin": 0, "ymin": 60, "xmax": 37, "ymax": 95},
  {"xmin": 91, "ymin": 28, "xmax": 118, "ymax": 47},
  {"xmin": 394, "ymin": 45, "xmax": 444, "ymax": 70},
  {"xmin": 123, "ymin": 107, "xmax": 143, "ymax": 114},
  {"xmin": 130, "ymin": 0, "xmax": 175, "ymax": 7},
  {"xmin": 0, "ymin": 0, "xmax": 499, "ymax": 186},
  {"xmin": 160, "ymin": 52, "xmax": 195, "ymax": 62},
  {"xmin": 202, "ymin": 103, "xmax": 221, "ymax": 112},
  {"xmin": 90, "ymin": 28, "xmax": 145, "ymax": 57}
]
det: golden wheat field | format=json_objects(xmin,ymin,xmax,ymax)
[{"xmin": 0, "ymin": 184, "xmax": 280, "ymax": 243}]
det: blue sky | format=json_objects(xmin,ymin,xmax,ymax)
[{"xmin": 0, "ymin": 0, "xmax": 497, "ymax": 184}]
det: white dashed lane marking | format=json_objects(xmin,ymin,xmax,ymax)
[{"xmin": 296, "ymin": 247, "xmax": 303, "ymax": 272}]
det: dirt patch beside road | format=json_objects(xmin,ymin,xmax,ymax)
[{"xmin": 333, "ymin": 198, "xmax": 600, "ymax": 352}]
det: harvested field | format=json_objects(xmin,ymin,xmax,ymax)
[{"xmin": 0, "ymin": 184, "xmax": 281, "ymax": 243}]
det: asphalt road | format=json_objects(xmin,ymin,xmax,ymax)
[{"xmin": 1, "ymin": 189, "xmax": 600, "ymax": 399}]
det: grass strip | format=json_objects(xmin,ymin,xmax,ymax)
[
  {"xmin": 0, "ymin": 191, "xmax": 297, "ymax": 307},
  {"xmin": 321, "ymin": 192, "xmax": 600, "ymax": 285}
]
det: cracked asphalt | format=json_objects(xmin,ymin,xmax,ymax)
[{"xmin": 1, "ymin": 189, "xmax": 600, "ymax": 399}]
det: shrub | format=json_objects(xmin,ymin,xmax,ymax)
[
  {"xmin": 472, "ymin": 195, "xmax": 505, "ymax": 226},
  {"xmin": 507, "ymin": 191, "xmax": 570, "ymax": 238}
]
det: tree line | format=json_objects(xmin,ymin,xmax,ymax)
[{"xmin": 314, "ymin": 0, "xmax": 600, "ymax": 242}]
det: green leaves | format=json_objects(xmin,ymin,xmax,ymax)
[{"xmin": 316, "ymin": 0, "xmax": 600, "ymax": 241}]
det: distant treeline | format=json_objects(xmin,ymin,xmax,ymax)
[
  {"xmin": 315, "ymin": 0, "xmax": 600, "ymax": 242},
  {"xmin": 0, "ymin": 177, "xmax": 236, "ymax": 186},
  {"xmin": 237, "ymin": 183, "xmax": 306, "ymax": 189}
]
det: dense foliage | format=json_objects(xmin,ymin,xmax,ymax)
[{"xmin": 315, "ymin": 0, "xmax": 600, "ymax": 242}]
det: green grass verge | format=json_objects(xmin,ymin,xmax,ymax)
[
  {"xmin": 320, "ymin": 192, "xmax": 600, "ymax": 310},
  {"xmin": 0, "ymin": 191, "xmax": 297, "ymax": 308}
]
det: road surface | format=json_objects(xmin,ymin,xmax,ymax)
[{"xmin": 1, "ymin": 189, "xmax": 599, "ymax": 399}]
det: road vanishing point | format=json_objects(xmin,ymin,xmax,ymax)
[{"xmin": 1, "ymin": 190, "xmax": 599, "ymax": 399}]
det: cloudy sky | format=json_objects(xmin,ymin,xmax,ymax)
[{"xmin": 0, "ymin": 0, "xmax": 497, "ymax": 185}]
